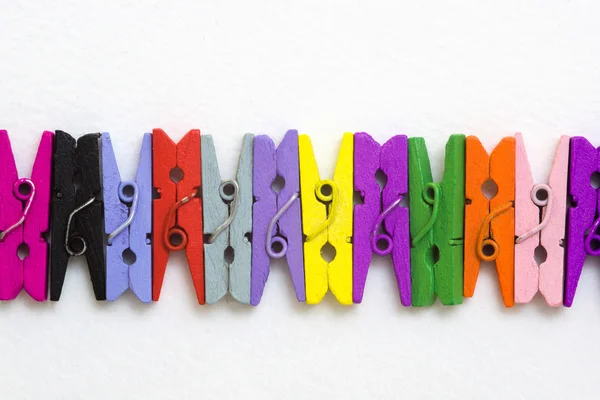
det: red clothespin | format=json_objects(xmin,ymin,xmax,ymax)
[{"xmin": 152, "ymin": 129, "xmax": 204, "ymax": 303}]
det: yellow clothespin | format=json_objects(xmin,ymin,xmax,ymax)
[{"xmin": 299, "ymin": 133, "xmax": 353, "ymax": 305}]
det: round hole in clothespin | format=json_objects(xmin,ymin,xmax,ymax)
[
  {"xmin": 426, "ymin": 245, "xmax": 440, "ymax": 265},
  {"xmin": 169, "ymin": 167, "xmax": 184, "ymax": 184},
  {"xmin": 591, "ymin": 172, "xmax": 600, "ymax": 190},
  {"xmin": 320, "ymin": 242, "xmax": 336, "ymax": 262},
  {"xmin": 17, "ymin": 243, "xmax": 30, "ymax": 260},
  {"xmin": 481, "ymin": 179, "xmax": 498, "ymax": 200},
  {"xmin": 13, "ymin": 178, "xmax": 33, "ymax": 201},
  {"xmin": 122, "ymin": 248, "xmax": 137, "ymax": 265}
]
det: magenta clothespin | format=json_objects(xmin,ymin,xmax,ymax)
[
  {"xmin": 353, "ymin": 132, "xmax": 410, "ymax": 305},
  {"xmin": 565, "ymin": 137, "xmax": 600, "ymax": 306},
  {"xmin": 0, "ymin": 130, "xmax": 53, "ymax": 301}
]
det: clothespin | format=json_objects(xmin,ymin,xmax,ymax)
[
  {"xmin": 353, "ymin": 132, "xmax": 410, "ymax": 305},
  {"xmin": 152, "ymin": 129, "xmax": 204, "ymax": 303},
  {"xmin": 0, "ymin": 130, "xmax": 52, "ymax": 301},
  {"xmin": 251, "ymin": 130, "xmax": 305, "ymax": 306},
  {"xmin": 464, "ymin": 135, "xmax": 515, "ymax": 307},
  {"xmin": 201, "ymin": 134, "xmax": 254, "ymax": 304},
  {"xmin": 50, "ymin": 131, "xmax": 106, "ymax": 301},
  {"xmin": 515, "ymin": 133, "xmax": 569, "ymax": 306},
  {"xmin": 299, "ymin": 132, "xmax": 353, "ymax": 305},
  {"xmin": 103, "ymin": 133, "xmax": 152, "ymax": 302},
  {"xmin": 565, "ymin": 136, "xmax": 600, "ymax": 307},
  {"xmin": 408, "ymin": 135, "xmax": 465, "ymax": 306}
]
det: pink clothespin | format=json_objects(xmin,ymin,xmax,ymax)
[
  {"xmin": 0, "ymin": 130, "xmax": 53, "ymax": 301},
  {"xmin": 514, "ymin": 133, "xmax": 569, "ymax": 306}
]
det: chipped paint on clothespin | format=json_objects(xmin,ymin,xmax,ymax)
[
  {"xmin": 353, "ymin": 132, "xmax": 410, "ymax": 305},
  {"xmin": 202, "ymin": 134, "xmax": 254, "ymax": 304},
  {"xmin": 0, "ymin": 130, "xmax": 53, "ymax": 301},
  {"xmin": 464, "ymin": 135, "xmax": 515, "ymax": 308},
  {"xmin": 50, "ymin": 131, "xmax": 106, "ymax": 301},
  {"xmin": 409, "ymin": 135, "xmax": 465, "ymax": 307},
  {"xmin": 152, "ymin": 129, "xmax": 204, "ymax": 303},
  {"xmin": 299, "ymin": 133, "xmax": 353, "ymax": 305},
  {"xmin": 251, "ymin": 130, "xmax": 305, "ymax": 305},
  {"xmin": 515, "ymin": 133, "xmax": 568, "ymax": 306},
  {"xmin": 103, "ymin": 132, "xmax": 152, "ymax": 302},
  {"xmin": 565, "ymin": 137, "xmax": 600, "ymax": 307}
]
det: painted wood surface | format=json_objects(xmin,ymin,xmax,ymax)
[
  {"xmin": 353, "ymin": 132, "xmax": 410, "ymax": 305},
  {"xmin": 299, "ymin": 133, "xmax": 353, "ymax": 305},
  {"xmin": 464, "ymin": 136, "xmax": 515, "ymax": 308},
  {"xmin": 515, "ymin": 133, "xmax": 568, "ymax": 306},
  {"xmin": 251, "ymin": 130, "xmax": 305, "ymax": 305},
  {"xmin": 103, "ymin": 132, "xmax": 152, "ymax": 302},
  {"xmin": 152, "ymin": 129, "xmax": 205, "ymax": 303},
  {"xmin": 409, "ymin": 135, "xmax": 465, "ymax": 306},
  {"xmin": 565, "ymin": 137, "xmax": 598, "ymax": 307}
]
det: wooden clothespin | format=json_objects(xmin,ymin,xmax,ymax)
[
  {"xmin": 152, "ymin": 129, "xmax": 204, "ymax": 303},
  {"xmin": 409, "ymin": 135, "xmax": 465, "ymax": 306},
  {"xmin": 464, "ymin": 135, "xmax": 515, "ymax": 307},
  {"xmin": 201, "ymin": 134, "xmax": 254, "ymax": 304},
  {"xmin": 50, "ymin": 131, "xmax": 106, "ymax": 301},
  {"xmin": 565, "ymin": 136, "xmax": 600, "ymax": 307},
  {"xmin": 251, "ymin": 130, "xmax": 305, "ymax": 306},
  {"xmin": 102, "ymin": 133, "xmax": 152, "ymax": 302},
  {"xmin": 299, "ymin": 132, "xmax": 353, "ymax": 305},
  {"xmin": 515, "ymin": 133, "xmax": 569, "ymax": 306},
  {"xmin": 353, "ymin": 132, "xmax": 410, "ymax": 305},
  {"xmin": 0, "ymin": 130, "xmax": 52, "ymax": 301}
]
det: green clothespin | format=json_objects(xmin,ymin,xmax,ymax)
[{"xmin": 408, "ymin": 134, "xmax": 465, "ymax": 306}]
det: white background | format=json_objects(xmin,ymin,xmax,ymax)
[{"xmin": 1, "ymin": 1, "xmax": 600, "ymax": 399}]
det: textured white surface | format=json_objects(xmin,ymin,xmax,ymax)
[{"xmin": 1, "ymin": 1, "xmax": 600, "ymax": 398}]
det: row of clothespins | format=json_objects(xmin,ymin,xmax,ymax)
[{"xmin": 0, "ymin": 129, "xmax": 591, "ymax": 307}]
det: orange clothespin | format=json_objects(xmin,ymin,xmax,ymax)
[
  {"xmin": 464, "ymin": 135, "xmax": 515, "ymax": 307},
  {"xmin": 152, "ymin": 129, "xmax": 204, "ymax": 303}
]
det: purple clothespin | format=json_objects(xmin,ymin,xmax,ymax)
[
  {"xmin": 251, "ymin": 130, "xmax": 305, "ymax": 305},
  {"xmin": 103, "ymin": 132, "xmax": 152, "ymax": 302},
  {"xmin": 353, "ymin": 133, "xmax": 411, "ymax": 305},
  {"xmin": 565, "ymin": 136, "xmax": 597, "ymax": 306}
]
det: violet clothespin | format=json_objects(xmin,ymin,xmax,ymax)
[
  {"xmin": 565, "ymin": 136, "xmax": 600, "ymax": 307},
  {"xmin": 103, "ymin": 133, "xmax": 152, "ymax": 302},
  {"xmin": 353, "ymin": 132, "xmax": 410, "ymax": 305},
  {"xmin": 0, "ymin": 130, "xmax": 53, "ymax": 301},
  {"xmin": 251, "ymin": 130, "xmax": 305, "ymax": 305}
]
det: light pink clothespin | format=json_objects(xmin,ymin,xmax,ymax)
[
  {"xmin": 0, "ymin": 130, "xmax": 53, "ymax": 301},
  {"xmin": 514, "ymin": 132, "xmax": 569, "ymax": 306}
]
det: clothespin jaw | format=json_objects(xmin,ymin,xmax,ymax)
[
  {"xmin": 103, "ymin": 132, "xmax": 152, "ymax": 302},
  {"xmin": 251, "ymin": 130, "xmax": 305, "ymax": 306},
  {"xmin": 408, "ymin": 134, "xmax": 465, "ymax": 307},
  {"xmin": 202, "ymin": 133, "xmax": 254, "ymax": 305},
  {"xmin": 353, "ymin": 132, "xmax": 410, "ymax": 305},
  {"xmin": 464, "ymin": 135, "xmax": 515, "ymax": 308},
  {"xmin": 50, "ymin": 131, "xmax": 106, "ymax": 301},
  {"xmin": 0, "ymin": 130, "xmax": 52, "ymax": 301},
  {"xmin": 152, "ymin": 129, "xmax": 204, "ymax": 303},
  {"xmin": 514, "ymin": 133, "xmax": 568, "ymax": 306},
  {"xmin": 565, "ymin": 137, "xmax": 598, "ymax": 307},
  {"xmin": 299, "ymin": 132, "xmax": 353, "ymax": 305}
]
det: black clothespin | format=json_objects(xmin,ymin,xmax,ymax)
[{"xmin": 50, "ymin": 131, "xmax": 106, "ymax": 301}]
